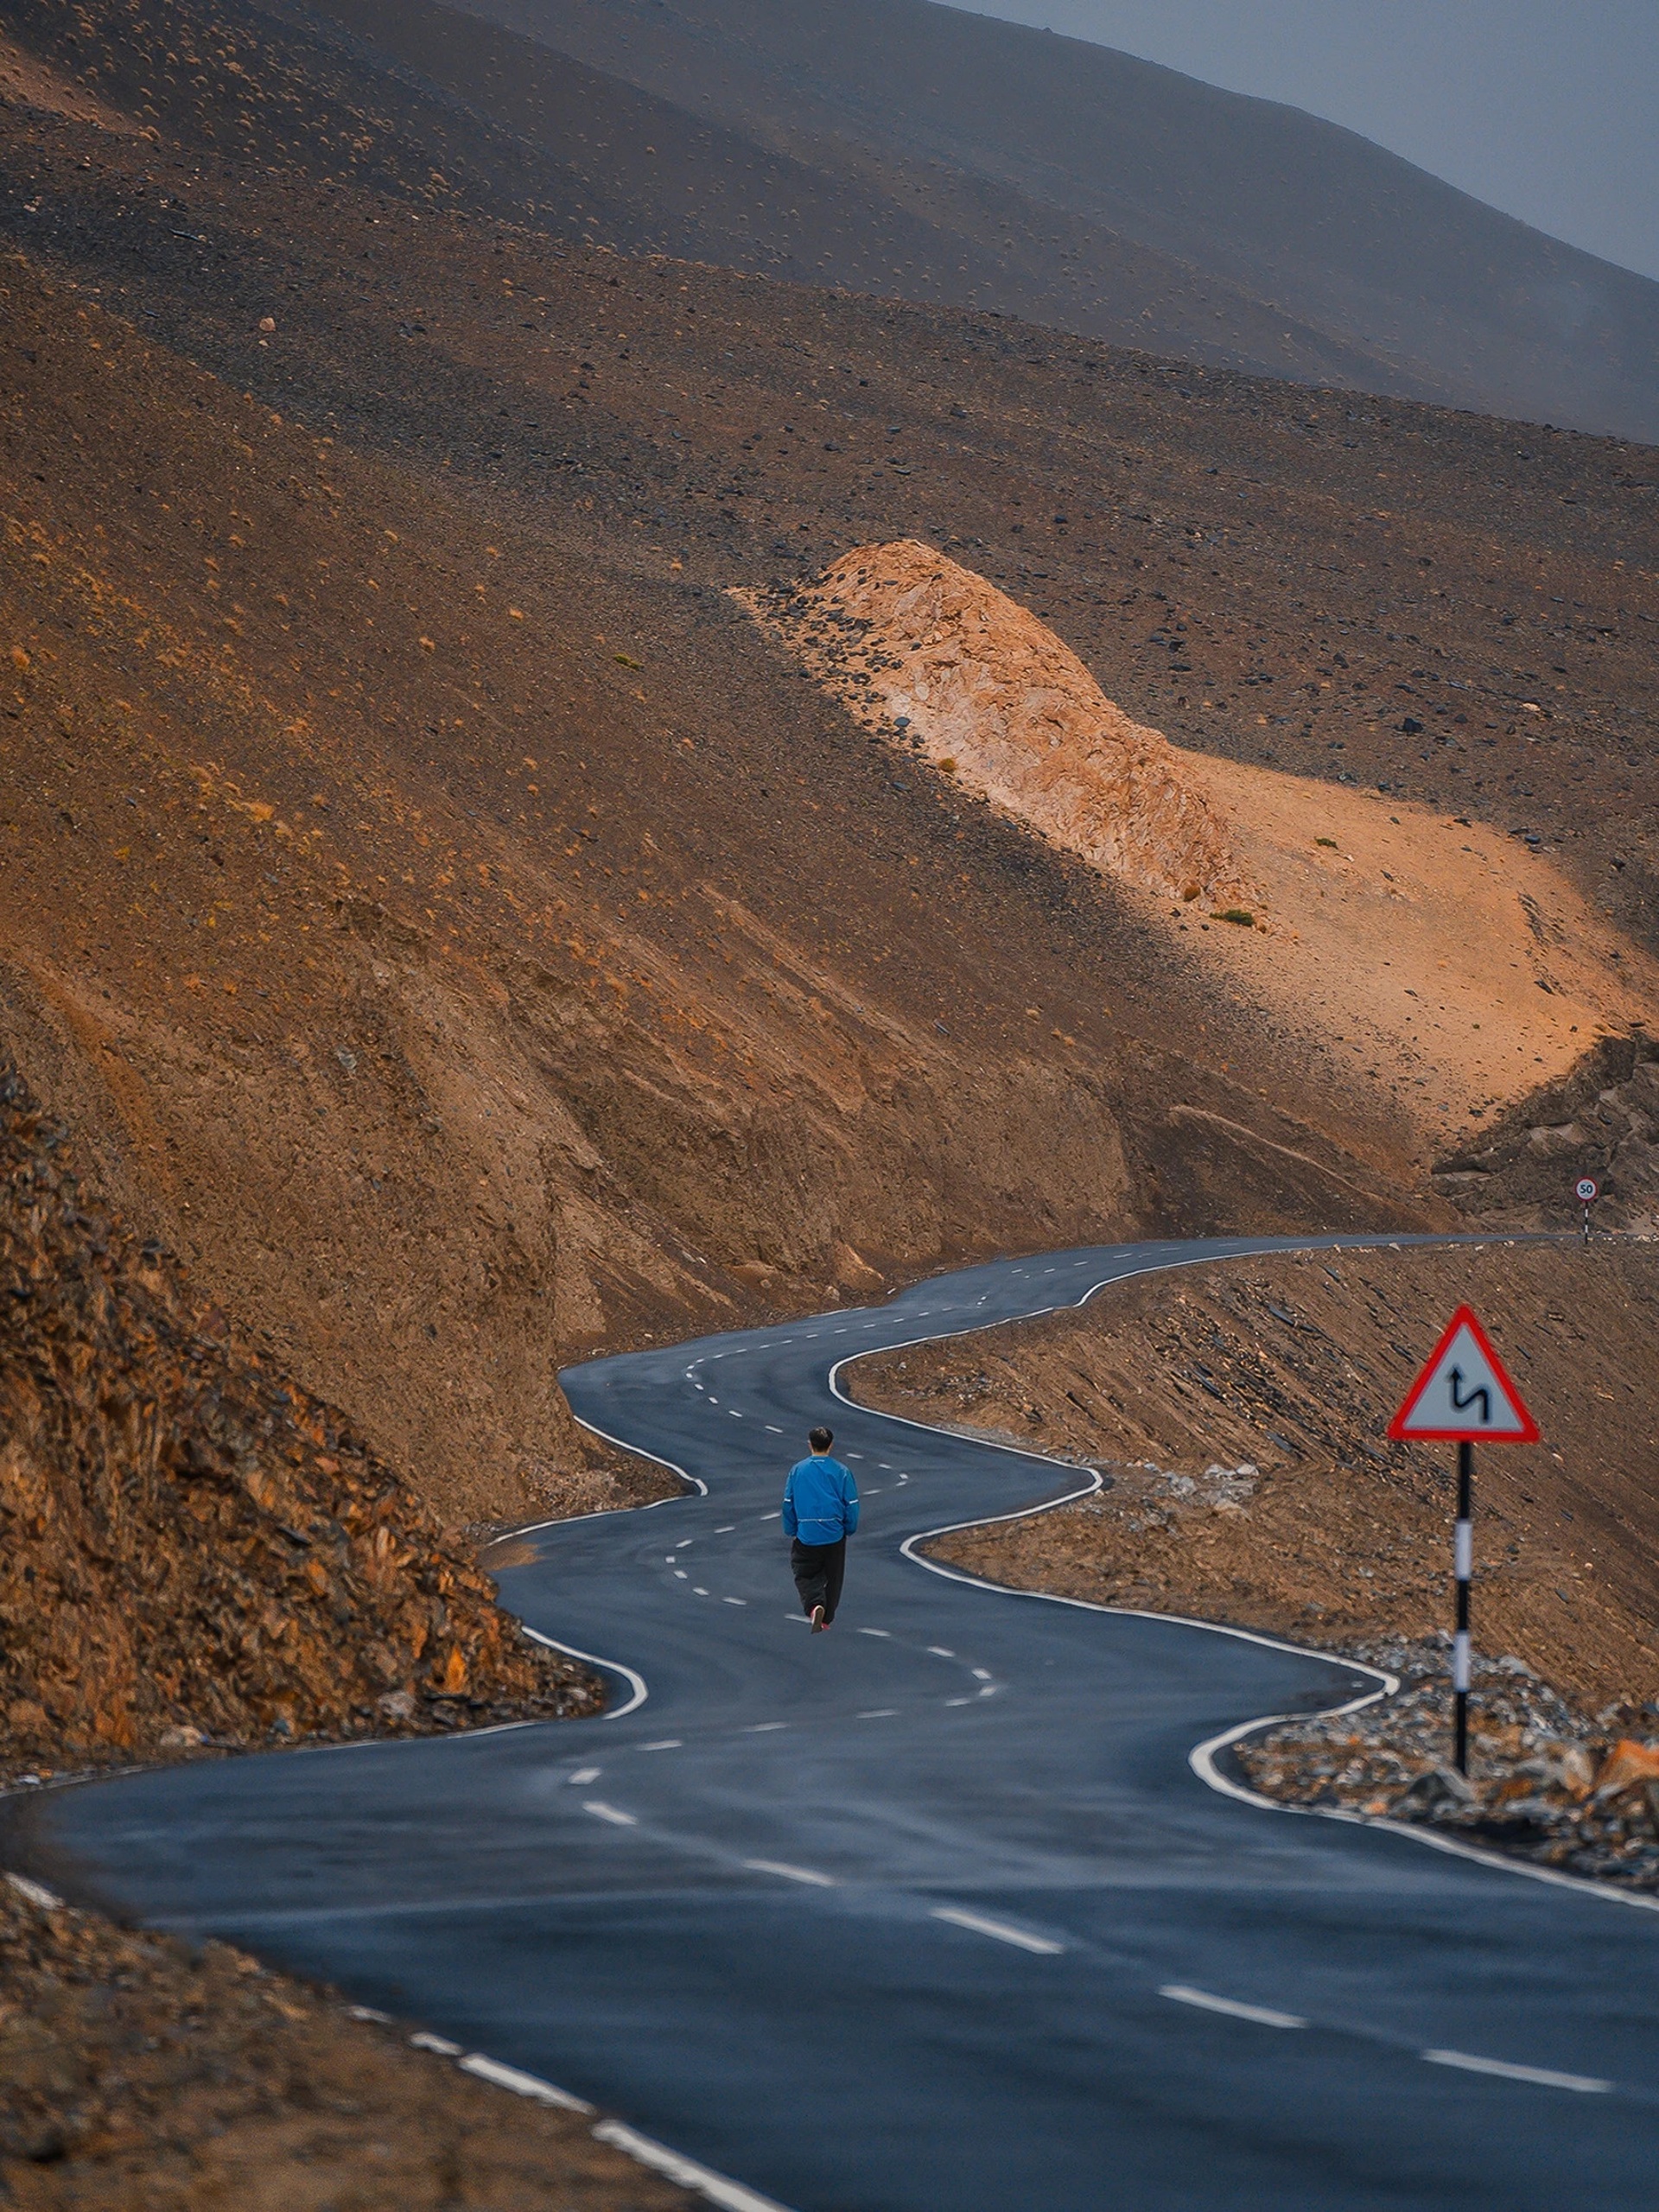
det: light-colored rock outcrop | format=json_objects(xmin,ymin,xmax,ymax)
[
  {"xmin": 736, "ymin": 540, "xmax": 1257, "ymax": 914},
  {"xmin": 742, "ymin": 540, "xmax": 1659, "ymax": 1139}
]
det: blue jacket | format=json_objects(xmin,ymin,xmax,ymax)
[{"xmin": 782, "ymin": 1455, "xmax": 860, "ymax": 1545}]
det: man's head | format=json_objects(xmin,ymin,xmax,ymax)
[{"xmin": 808, "ymin": 1426, "xmax": 834, "ymax": 1454}]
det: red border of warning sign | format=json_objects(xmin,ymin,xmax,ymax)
[{"xmin": 1387, "ymin": 1303, "xmax": 1539, "ymax": 1443}]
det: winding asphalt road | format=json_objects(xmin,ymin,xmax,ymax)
[{"xmin": 10, "ymin": 1234, "xmax": 1659, "ymax": 2209}]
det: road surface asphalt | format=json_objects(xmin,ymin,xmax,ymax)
[{"xmin": 10, "ymin": 1234, "xmax": 1659, "ymax": 2210}]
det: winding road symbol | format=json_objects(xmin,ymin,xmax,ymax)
[
  {"xmin": 5, "ymin": 1236, "xmax": 1645, "ymax": 2212},
  {"xmin": 1389, "ymin": 1304, "xmax": 1537, "ymax": 1442},
  {"xmin": 1446, "ymin": 1366, "xmax": 1491, "ymax": 1425}
]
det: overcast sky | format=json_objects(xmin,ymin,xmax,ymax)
[{"xmin": 952, "ymin": 0, "xmax": 1659, "ymax": 282}]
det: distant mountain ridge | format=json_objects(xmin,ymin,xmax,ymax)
[
  {"xmin": 422, "ymin": 0, "xmax": 1659, "ymax": 442},
  {"xmin": 40, "ymin": 0, "xmax": 1648, "ymax": 436}
]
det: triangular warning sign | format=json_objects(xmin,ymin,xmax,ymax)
[{"xmin": 1388, "ymin": 1305, "xmax": 1539, "ymax": 1443}]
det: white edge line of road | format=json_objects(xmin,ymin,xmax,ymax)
[
  {"xmin": 514, "ymin": 1410, "xmax": 709, "ymax": 1534},
  {"xmin": 442, "ymin": 2047, "xmax": 797, "ymax": 2209},
  {"xmin": 591, "ymin": 2119, "xmax": 795, "ymax": 2212},
  {"xmin": 835, "ymin": 1236, "xmax": 1659, "ymax": 1918},
  {"xmin": 0, "ymin": 1881, "xmax": 794, "ymax": 2209},
  {"xmin": 499, "ymin": 1402, "xmax": 709, "ymax": 1721},
  {"xmin": 521, "ymin": 1626, "xmax": 648, "ymax": 1720}
]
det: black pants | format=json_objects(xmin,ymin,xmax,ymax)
[{"xmin": 791, "ymin": 1536, "xmax": 847, "ymax": 1624}]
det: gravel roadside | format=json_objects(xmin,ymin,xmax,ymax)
[{"xmin": 0, "ymin": 1868, "xmax": 694, "ymax": 2209}]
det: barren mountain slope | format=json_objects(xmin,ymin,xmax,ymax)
[
  {"xmin": 375, "ymin": 0, "xmax": 1659, "ymax": 437},
  {"xmin": 850, "ymin": 1240, "xmax": 1659, "ymax": 1712},
  {"xmin": 10, "ymin": 0, "xmax": 1659, "ymax": 439},
  {"xmin": 2, "ymin": 11, "xmax": 1658, "ymax": 1520},
  {"xmin": 746, "ymin": 542, "xmax": 1659, "ymax": 1135},
  {"xmin": 4, "ymin": 8, "xmax": 1656, "ymax": 903},
  {"xmin": 0, "ymin": 1063, "xmax": 596, "ymax": 1783},
  {"xmin": 0, "ymin": 239, "xmax": 1417, "ymax": 1526}
]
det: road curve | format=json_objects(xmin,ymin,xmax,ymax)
[{"xmin": 10, "ymin": 1233, "xmax": 1659, "ymax": 2210}]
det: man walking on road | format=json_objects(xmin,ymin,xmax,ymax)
[{"xmin": 783, "ymin": 1427, "xmax": 860, "ymax": 1631}]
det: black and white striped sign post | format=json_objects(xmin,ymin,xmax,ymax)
[
  {"xmin": 1575, "ymin": 1175, "xmax": 1599, "ymax": 1248},
  {"xmin": 1389, "ymin": 1306, "xmax": 1539, "ymax": 1775}
]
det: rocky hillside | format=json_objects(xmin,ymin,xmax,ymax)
[
  {"xmin": 745, "ymin": 540, "xmax": 1658, "ymax": 1145},
  {"xmin": 0, "ymin": 0, "xmax": 1655, "ymax": 1532},
  {"xmin": 850, "ymin": 1239, "xmax": 1659, "ymax": 1711},
  {"xmin": 1433, "ymin": 1032, "xmax": 1659, "ymax": 1230},
  {"xmin": 302, "ymin": 0, "xmax": 1659, "ymax": 437},
  {"xmin": 0, "ymin": 1065, "xmax": 596, "ymax": 1783}
]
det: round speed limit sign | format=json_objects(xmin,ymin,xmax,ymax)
[{"xmin": 1575, "ymin": 1177, "xmax": 1600, "ymax": 1204}]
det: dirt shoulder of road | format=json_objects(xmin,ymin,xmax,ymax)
[
  {"xmin": 0, "ymin": 1866, "xmax": 691, "ymax": 2209},
  {"xmin": 846, "ymin": 1238, "xmax": 1659, "ymax": 1711}
]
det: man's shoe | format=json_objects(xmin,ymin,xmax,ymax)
[{"xmin": 809, "ymin": 1604, "xmax": 826, "ymax": 1633}]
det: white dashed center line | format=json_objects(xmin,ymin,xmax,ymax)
[
  {"xmin": 693, "ymin": 1586, "xmax": 710, "ymax": 1596},
  {"xmin": 715, "ymin": 1526, "xmax": 736, "ymax": 1533},
  {"xmin": 583, "ymin": 1802, "xmax": 637, "ymax": 1827},
  {"xmin": 971, "ymin": 1669, "xmax": 993, "ymax": 1681},
  {"xmin": 765, "ymin": 1425, "xmax": 784, "ymax": 1434},
  {"xmin": 945, "ymin": 1697, "xmax": 973, "ymax": 1707},
  {"xmin": 569, "ymin": 1767, "xmax": 601, "ymax": 1785},
  {"xmin": 743, "ymin": 1859, "xmax": 837, "ymax": 1887},
  {"xmin": 745, "ymin": 1721, "xmax": 788, "ymax": 1732},
  {"xmin": 1160, "ymin": 1986, "xmax": 1306, "ymax": 2030},
  {"xmin": 857, "ymin": 1628, "xmax": 891, "ymax": 1639},
  {"xmin": 927, "ymin": 1648, "xmax": 955, "ymax": 1658},
  {"xmin": 674, "ymin": 1570, "xmax": 688, "ymax": 1580},
  {"xmin": 857, "ymin": 1709, "xmax": 898, "ymax": 1720},
  {"xmin": 722, "ymin": 1596, "xmax": 747, "ymax": 1605},
  {"xmin": 1421, "ymin": 2050, "xmax": 1611, "ymax": 2093},
  {"xmin": 932, "ymin": 1907, "xmax": 1065, "ymax": 1955},
  {"xmin": 638, "ymin": 1740, "xmax": 682, "ymax": 1753}
]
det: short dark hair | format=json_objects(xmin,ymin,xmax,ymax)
[{"xmin": 809, "ymin": 1425, "xmax": 833, "ymax": 1452}]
